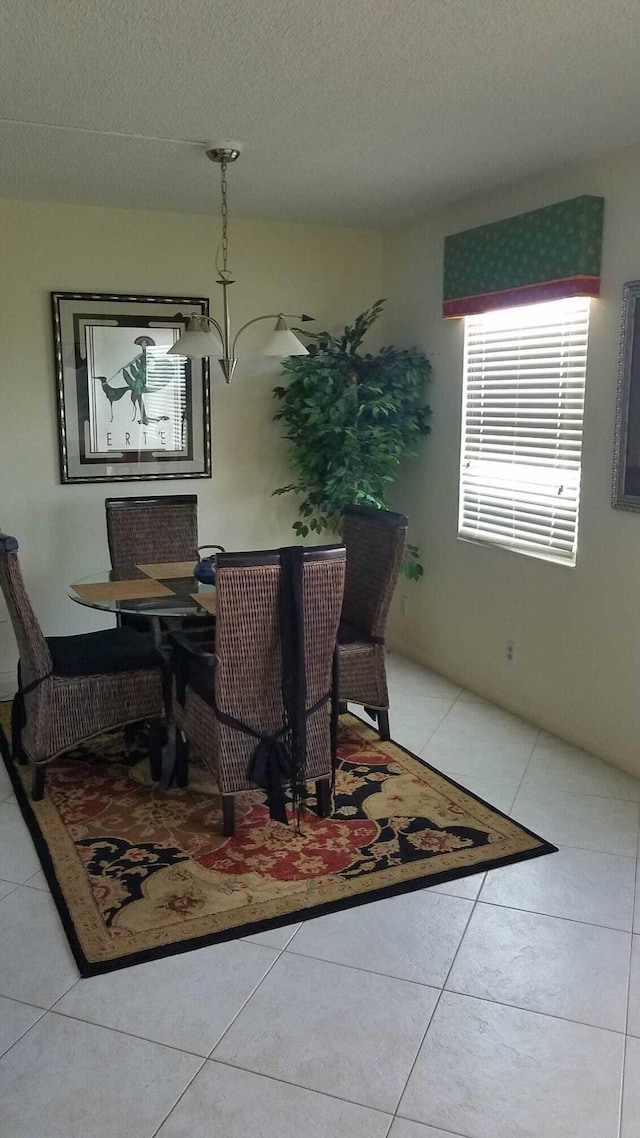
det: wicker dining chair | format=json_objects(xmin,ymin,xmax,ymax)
[
  {"xmin": 171, "ymin": 545, "xmax": 346, "ymax": 836},
  {"xmin": 105, "ymin": 493, "xmax": 216, "ymax": 646},
  {"xmin": 0, "ymin": 534, "xmax": 166, "ymax": 800},
  {"xmin": 338, "ymin": 505, "xmax": 408, "ymax": 740},
  {"xmin": 105, "ymin": 494, "xmax": 200, "ymax": 568}
]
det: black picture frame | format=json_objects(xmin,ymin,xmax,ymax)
[
  {"xmin": 51, "ymin": 292, "xmax": 211, "ymax": 484},
  {"xmin": 612, "ymin": 281, "xmax": 640, "ymax": 510}
]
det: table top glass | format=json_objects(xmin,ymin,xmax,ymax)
[{"xmin": 68, "ymin": 565, "xmax": 215, "ymax": 618}]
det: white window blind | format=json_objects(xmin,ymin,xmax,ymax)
[
  {"xmin": 144, "ymin": 345, "xmax": 188, "ymax": 452},
  {"xmin": 458, "ymin": 296, "xmax": 591, "ymax": 566}
]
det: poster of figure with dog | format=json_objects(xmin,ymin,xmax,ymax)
[
  {"xmin": 86, "ymin": 324, "xmax": 186, "ymax": 455},
  {"xmin": 52, "ymin": 293, "xmax": 211, "ymax": 483}
]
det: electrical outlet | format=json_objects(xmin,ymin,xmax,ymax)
[{"xmin": 505, "ymin": 639, "xmax": 515, "ymax": 664}]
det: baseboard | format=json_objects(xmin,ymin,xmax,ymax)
[
  {"xmin": 386, "ymin": 635, "xmax": 638, "ymax": 778},
  {"xmin": 0, "ymin": 672, "xmax": 15, "ymax": 702}
]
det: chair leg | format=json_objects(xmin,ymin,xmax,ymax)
[
  {"xmin": 31, "ymin": 765, "xmax": 45, "ymax": 801},
  {"xmin": 330, "ymin": 645, "xmax": 339, "ymax": 771},
  {"xmin": 377, "ymin": 710, "xmax": 390, "ymax": 741},
  {"xmin": 175, "ymin": 729, "xmax": 189, "ymax": 788},
  {"xmin": 222, "ymin": 794, "xmax": 235, "ymax": 837},
  {"xmin": 316, "ymin": 777, "xmax": 332, "ymax": 818},
  {"xmin": 338, "ymin": 701, "xmax": 347, "ymax": 715},
  {"xmin": 148, "ymin": 718, "xmax": 164, "ymax": 782}
]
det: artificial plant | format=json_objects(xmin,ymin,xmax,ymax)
[{"xmin": 273, "ymin": 299, "xmax": 432, "ymax": 578}]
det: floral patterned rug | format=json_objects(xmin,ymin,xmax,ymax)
[{"xmin": 0, "ymin": 707, "xmax": 555, "ymax": 976}]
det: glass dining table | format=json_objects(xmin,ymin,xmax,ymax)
[{"xmin": 68, "ymin": 561, "xmax": 216, "ymax": 622}]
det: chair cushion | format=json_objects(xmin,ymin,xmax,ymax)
[
  {"xmin": 47, "ymin": 627, "xmax": 163, "ymax": 678},
  {"xmin": 337, "ymin": 619, "xmax": 372, "ymax": 646}
]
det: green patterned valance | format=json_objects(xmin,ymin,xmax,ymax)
[{"xmin": 443, "ymin": 195, "xmax": 604, "ymax": 318}]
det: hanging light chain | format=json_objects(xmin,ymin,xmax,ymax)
[
  {"xmin": 172, "ymin": 142, "xmax": 312, "ymax": 379},
  {"xmin": 220, "ymin": 159, "xmax": 229, "ymax": 276}
]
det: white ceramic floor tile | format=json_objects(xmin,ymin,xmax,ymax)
[
  {"xmin": 387, "ymin": 653, "xmax": 462, "ymax": 702},
  {"xmin": 0, "ymin": 995, "xmax": 44, "ymax": 1058},
  {"xmin": 24, "ymin": 868, "xmax": 50, "ymax": 892},
  {"xmin": 524, "ymin": 731, "xmax": 640, "ymax": 801},
  {"xmin": 479, "ymin": 846, "xmax": 636, "ymax": 930},
  {"xmin": 243, "ymin": 922, "xmax": 302, "ymax": 949},
  {"xmin": 2, "ymin": 650, "xmax": 636, "ymax": 1138},
  {"xmin": 387, "ymin": 699, "xmax": 455, "ymax": 755},
  {"xmin": 422, "ymin": 702, "xmax": 537, "ymax": 782},
  {"xmin": 55, "ymin": 940, "xmax": 278, "ymax": 1055},
  {"xmin": 0, "ymin": 886, "xmax": 78, "ymax": 1006},
  {"xmin": 0, "ymin": 801, "xmax": 40, "ymax": 883},
  {"xmin": 399, "ymin": 991, "xmax": 625, "ymax": 1138},
  {"xmin": 628, "ymin": 935, "xmax": 640, "ymax": 1037},
  {"xmin": 622, "ymin": 1035, "xmax": 640, "ymax": 1138},
  {"xmin": 0, "ymin": 1011, "xmax": 201, "ymax": 1138},
  {"xmin": 156, "ymin": 1060, "xmax": 392, "ymax": 1138},
  {"xmin": 1, "ymin": 793, "xmax": 16, "ymax": 806},
  {"xmin": 213, "ymin": 952, "xmax": 438, "ymax": 1112},
  {"xmin": 446, "ymin": 902, "xmax": 630, "ymax": 1030},
  {"xmin": 510, "ymin": 785, "xmax": 640, "ymax": 857},
  {"xmin": 634, "ymin": 860, "xmax": 640, "ymax": 935},
  {"xmin": 0, "ymin": 878, "xmax": 17, "ymax": 902},
  {"xmin": 449, "ymin": 773, "xmax": 522, "ymax": 815},
  {"xmin": 429, "ymin": 872, "xmax": 485, "ymax": 901},
  {"xmin": 389, "ymin": 1122, "xmax": 467, "ymax": 1138},
  {"xmin": 457, "ymin": 689, "xmax": 491, "ymax": 704},
  {"xmin": 287, "ymin": 889, "xmax": 472, "ymax": 986}
]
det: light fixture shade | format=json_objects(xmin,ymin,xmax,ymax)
[
  {"xmin": 167, "ymin": 315, "xmax": 223, "ymax": 358},
  {"xmin": 262, "ymin": 316, "xmax": 309, "ymax": 357}
]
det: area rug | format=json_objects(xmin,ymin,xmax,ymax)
[{"xmin": 0, "ymin": 704, "xmax": 556, "ymax": 976}]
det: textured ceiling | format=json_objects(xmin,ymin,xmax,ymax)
[{"xmin": 2, "ymin": 0, "xmax": 640, "ymax": 226}]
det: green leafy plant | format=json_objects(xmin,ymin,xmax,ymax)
[{"xmin": 273, "ymin": 299, "xmax": 432, "ymax": 578}]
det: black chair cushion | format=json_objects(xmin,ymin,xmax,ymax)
[
  {"xmin": 47, "ymin": 627, "xmax": 163, "ymax": 678},
  {"xmin": 337, "ymin": 619, "xmax": 372, "ymax": 646}
]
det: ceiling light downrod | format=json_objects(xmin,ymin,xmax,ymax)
[{"xmin": 168, "ymin": 141, "xmax": 313, "ymax": 382}]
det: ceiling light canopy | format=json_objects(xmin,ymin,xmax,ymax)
[{"xmin": 168, "ymin": 141, "xmax": 312, "ymax": 381}]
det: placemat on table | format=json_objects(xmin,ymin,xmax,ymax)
[
  {"xmin": 73, "ymin": 579, "xmax": 174, "ymax": 603},
  {"xmin": 137, "ymin": 562, "xmax": 197, "ymax": 580},
  {"xmin": 192, "ymin": 592, "xmax": 217, "ymax": 615}
]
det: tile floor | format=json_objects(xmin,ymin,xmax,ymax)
[{"xmin": 0, "ymin": 651, "xmax": 638, "ymax": 1137}]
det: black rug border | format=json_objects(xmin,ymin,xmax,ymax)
[{"xmin": 0, "ymin": 714, "xmax": 557, "ymax": 979}]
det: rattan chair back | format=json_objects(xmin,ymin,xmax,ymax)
[
  {"xmin": 0, "ymin": 535, "xmax": 54, "ymax": 761},
  {"xmin": 105, "ymin": 494, "xmax": 199, "ymax": 569},
  {"xmin": 0, "ymin": 536, "xmax": 52, "ymax": 687},
  {"xmin": 212, "ymin": 546, "xmax": 346, "ymax": 794},
  {"xmin": 341, "ymin": 505, "xmax": 407, "ymax": 640},
  {"xmin": 0, "ymin": 534, "xmax": 165, "ymax": 799}
]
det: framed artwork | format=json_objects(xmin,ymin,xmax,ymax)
[
  {"xmin": 613, "ymin": 280, "xmax": 640, "ymax": 510},
  {"xmin": 51, "ymin": 292, "xmax": 212, "ymax": 483}
]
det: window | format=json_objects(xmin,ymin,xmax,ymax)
[
  {"xmin": 144, "ymin": 344, "xmax": 188, "ymax": 453},
  {"xmin": 458, "ymin": 296, "xmax": 591, "ymax": 566}
]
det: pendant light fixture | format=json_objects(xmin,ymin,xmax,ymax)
[{"xmin": 168, "ymin": 141, "xmax": 313, "ymax": 382}]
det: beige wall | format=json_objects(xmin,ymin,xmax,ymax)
[
  {"xmin": 383, "ymin": 144, "xmax": 640, "ymax": 775},
  {"xmin": 0, "ymin": 197, "xmax": 381, "ymax": 695},
  {"xmin": 4, "ymin": 157, "xmax": 639, "ymax": 772}
]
